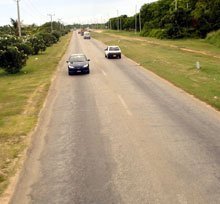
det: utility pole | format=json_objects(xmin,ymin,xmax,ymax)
[
  {"xmin": 15, "ymin": 0, "xmax": 21, "ymax": 37},
  {"xmin": 48, "ymin": 13, "xmax": 55, "ymax": 32},
  {"xmin": 139, "ymin": 8, "xmax": 142, "ymax": 32},
  {"xmin": 135, "ymin": 5, "xmax": 137, "ymax": 34},
  {"xmin": 57, "ymin": 18, "xmax": 62, "ymax": 30},
  {"xmin": 117, "ymin": 10, "xmax": 119, "ymax": 31}
]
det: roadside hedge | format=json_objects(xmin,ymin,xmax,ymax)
[
  {"xmin": 0, "ymin": 28, "xmax": 68, "ymax": 74},
  {"xmin": 28, "ymin": 36, "xmax": 46, "ymax": 55},
  {"xmin": 205, "ymin": 30, "xmax": 220, "ymax": 47},
  {"xmin": 0, "ymin": 46, "xmax": 27, "ymax": 74}
]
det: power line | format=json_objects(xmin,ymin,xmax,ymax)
[
  {"xmin": 29, "ymin": 0, "xmax": 47, "ymax": 17},
  {"xmin": 23, "ymin": 0, "xmax": 48, "ymax": 25},
  {"xmin": 23, "ymin": 0, "xmax": 45, "ymax": 18},
  {"xmin": 20, "ymin": 2, "xmax": 40, "ymax": 24}
]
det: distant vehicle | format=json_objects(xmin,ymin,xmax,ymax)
[
  {"xmin": 66, "ymin": 54, "xmax": 90, "ymax": 75},
  {"xmin": 84, "ymin": 31, "xmax": 91, "ymax": 39},
  {"xmin": 105, "ymin": 46, "xmax": 121, "ymax": 59}
]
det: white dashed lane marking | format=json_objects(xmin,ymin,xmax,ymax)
[{"xmin": 118, "ymin": 94, "xmax": 132, "ymax": 116}]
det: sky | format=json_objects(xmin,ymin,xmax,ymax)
[{"xmin": 0, "ymin": 0, "xmax": 157, "ymax": 26}]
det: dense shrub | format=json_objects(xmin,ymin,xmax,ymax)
[
  {"xmin": 52, "ymin": 31, "xmax": 61, "ymax": 41},
  {"xmin": 15, "ymin": 42, "xmax": 33, "ymax": 55},
  {"xmin": 141, "ymin": 28, "xmax": 166, "ymax": 39},
  {"xmin": 37, "ymin": 33, "xmax": 57, "ymax": 47},
  {"xmin": 0, "ymin": 35, "xmax": 21, "ymax": 49},
  {"xmin": 108, "ymin": 0, "xmax": 220, "ymax": 39},
  {"xmin": 28, "ymin": 36, "xmax": 46, "ymax": 55},
  {"xmin": 0, "ymin": 22, "xmax": 69, "ymax": 74},
  {"xmin": 0, "ymin": 35, "xmax": 28, "ymax": 74},
  {"xmin": 205, "ymin": 30, "xmax": 220, "ymax": 47},
  {"xmin": 0, "ymin": 46, "xmax": 27, "ymax": 74}
]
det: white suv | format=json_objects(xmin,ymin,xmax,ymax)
[{"xmin": 104, "ymin": 46, "xmax": 121, "ymax": 59}]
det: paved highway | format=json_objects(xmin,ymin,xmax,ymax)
[{"xmin": 10, "ymin": 31, "xmax": 220, "ymax": 204}]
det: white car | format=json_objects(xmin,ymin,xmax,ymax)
[{"xmin": 104, "ymin": 46, "xmax": 121, "ymax": 59}]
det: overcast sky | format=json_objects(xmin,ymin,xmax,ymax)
[{"xmin": 0, "ymin": 0, "xmax": 157, "ymax": 26}]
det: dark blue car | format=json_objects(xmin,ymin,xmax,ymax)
[{"xmin": 67, "ymin": 54, "xmax": 90, "ymax": 75}]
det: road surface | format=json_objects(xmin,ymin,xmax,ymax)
[{"xmin": 10, "ymin": 31, "xmax": 220, "ymax": 204}]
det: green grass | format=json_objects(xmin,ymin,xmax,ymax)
[
  {"xmin": 100, "ymin": 30, "xmax": 220, "ymax": 56},
  {"xmin": 92, "ymin": 30, "xmax": 220, "ymax": 110},
  {"xmin": 0, "ymin": 32, "xmax": 72, "ymax": 196}
]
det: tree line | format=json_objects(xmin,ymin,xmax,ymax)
[
  {"xmin": 107, "ymin": 0, "xmax": 220, "ymax": 39},
  {"xmin": 0, "ymin": 20, "xmax": 70, "ymax": 74}
]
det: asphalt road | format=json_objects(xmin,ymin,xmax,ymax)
[{"xmin": 10, "ymin": 31, "xmax": 220, "ymax": 204}]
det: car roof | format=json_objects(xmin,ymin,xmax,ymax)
[{"xmin": 70, "ymin": 53, "xmax": 86, "ymax": 57}]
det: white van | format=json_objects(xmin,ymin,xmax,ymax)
[{"xmin": 83, "ymin": 31, "xmax": 91, "ymax": 39}]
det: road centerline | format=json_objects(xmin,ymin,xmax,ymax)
[
  {"xmin": 101, "ymin": 70, "xmax": 107, "ymax": 76},
  {"xmin": 118, "ymin": 94, "xmax": 132, "ymax": 116}
]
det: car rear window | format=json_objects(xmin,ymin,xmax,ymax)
[
  {"xmin": 109, "ymin": 47, "xmax": 120, "ymax": 51},
  {"xmin": 70, "ymin": 55, "xmax": 86, "ymax": 62}
]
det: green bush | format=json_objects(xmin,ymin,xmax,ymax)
[
  {"xmin": 148, "ymin": 29, "xmax": 166, "ymax": 39},
  {"xmin": 37, "ymin": 33, "xmax": 57, "ymax": 47},
  {"xmin": 0, "ymin": 46, "xmax": 27, "ymax": 74},
  {"xmin": 0, "ymin": 35, "xmax": 21, "ymax": 49},
  {"xmin": 52, "ymin": 31, "xmax": 61, "ymax": 41},
  {"xmin": 205, "ymin": 30, "xmax": 220, "ymax": 47},
  {"xmin": 15, "ymin": 42, "xmax": 33, "ymax": 55},
  {"xmin": 28, "ymin": 36, "xmax": 46, "ymax": 55},
  {"xmin": 140, "ymin": 26, "xmax": 166, "ymax": 39},
  {"xmin": 0, "ymin": 24, "xmax": 69, "ymax": 74},
  {"xmin": 0, "ymin": 36, "xmax": 29, "ymax": 74}
]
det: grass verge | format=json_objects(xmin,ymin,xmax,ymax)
[
  {"xmin": 92, "ymin": 30, "xmax": 220, "ymax": 110},
  {"xmin": 0, "ymin": 32, "xmax": 72, "ymax": 196}
]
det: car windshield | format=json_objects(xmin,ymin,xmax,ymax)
[
  {"xmin": 109, "ymin": 47, "xmax": 119, "ymax": 51},
  {"xmin": 69, "ymin": 55, "xmax": 86, "ymax": 62}
]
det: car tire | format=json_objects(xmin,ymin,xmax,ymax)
[
  {"xmin": 87, "ymin": 70, "xmax": 90, "ymax": 74},
  {"xmin": 118, "ymin": 55, "xmax": 121, "ymax": 59}
]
